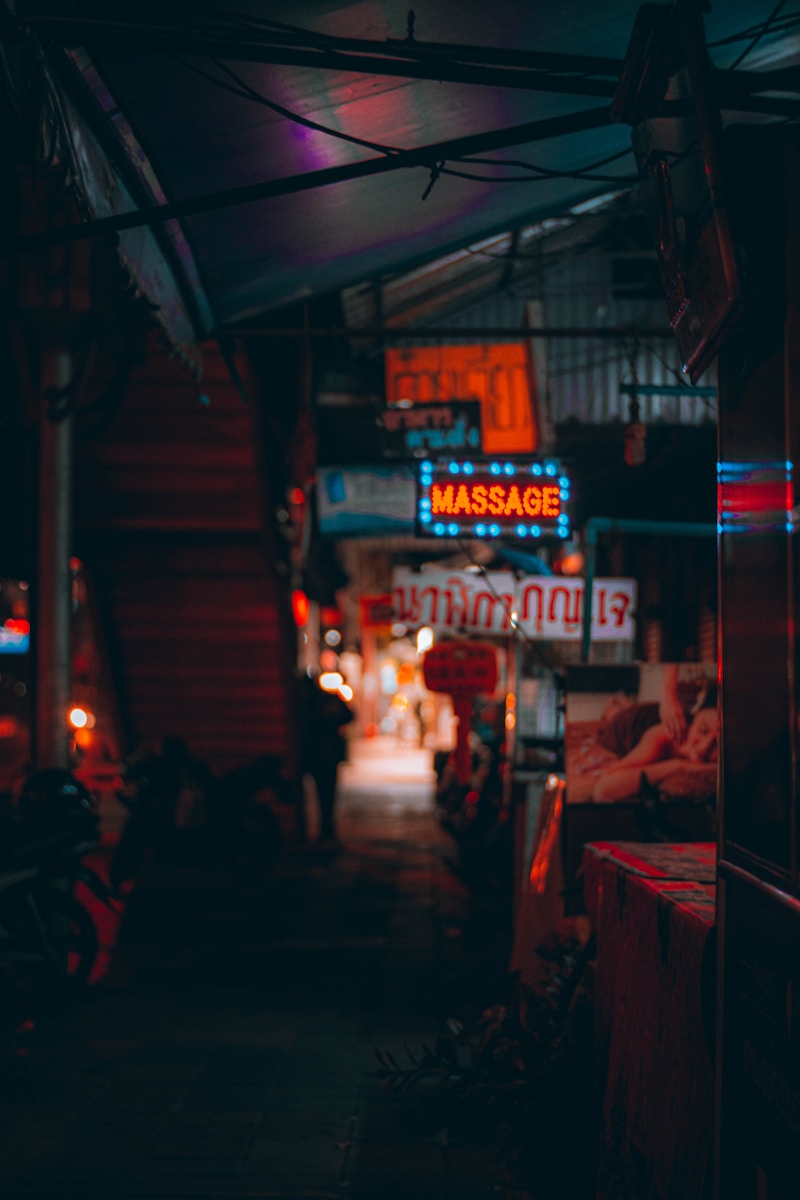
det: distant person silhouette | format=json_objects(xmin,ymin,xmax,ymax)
[{"xmin": 299, "ymin": 674, "xmax": 354, "ymax": 845}]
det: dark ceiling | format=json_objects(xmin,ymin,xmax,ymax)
[{"xmin": 8, "ymin": 2, "xmax": 800, "ymax": 357}]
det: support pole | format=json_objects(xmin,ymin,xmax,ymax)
[{"xmin": 33, "ymin": 352, "xmax": 74, "ymax": 771}]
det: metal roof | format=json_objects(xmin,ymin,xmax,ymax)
[{"xmin": 8, "ymin": 2, "xmax": 800, "ymax": 358}]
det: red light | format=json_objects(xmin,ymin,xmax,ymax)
[
  {"xmin": 291, "ymin": 589, "xmax": 310, "ymax": 627},
  {"xmin": 555, "ymin": 551, "xmax": 584, "ymax": 576},
  {"xmin": 289, "ymin": 487, "xmax": 306, "ymax": 506},
  {"xmin": 465, "ymin": 790, "xmax": 480, "ymax": 806},
  {"xmin": 719, "ymin": 481, "xmax": 789, "ymax": 516},
  {"xmin": 4, "ymin": 619, "xmax": 30, "ymax": 635}
]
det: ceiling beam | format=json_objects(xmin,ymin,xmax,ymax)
[
  {"xmin": 22, "ymin": 11, "xmax": 800, "ymax": 111},
  {"xmin": 3, "ymin": 105, "xmax": 616, "ymax": 254},
  {"xmin": 18, "ymin": 14, "xmax": 632, "ymax": 77},
  {"xmin": 228, "ymin": 325, "xmax": 676, "ymax": 341}
]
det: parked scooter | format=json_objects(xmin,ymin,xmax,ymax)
[
  {"xmin": 110, "ymin": 739, "xmax": 290, "ymax": 889},
  {"xmin": 434, "ymin": 736, "xmax": 512, "ymax": 896},
  {"xmin": 0, "ymin": 770, "xmax": 116, "ymax": 1003}
]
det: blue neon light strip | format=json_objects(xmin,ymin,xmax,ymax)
[{"xmin": 717, "ymin": 459, "xmax": 794, "ymax": 534}]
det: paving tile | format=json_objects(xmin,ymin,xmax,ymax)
[
  {"xmin": 0, "ymin": 783, "xmax": 512, "ymax": 1200},
  {"xmin": 150, "ymin": 1117, "xmax": 260, "ymax": 1157}
]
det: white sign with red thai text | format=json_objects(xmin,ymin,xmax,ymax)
[{"xmin": 391, "ymin": 569, "xmax": 636, "ymax": 642}]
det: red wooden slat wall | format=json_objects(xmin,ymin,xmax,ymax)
[{"xmin": 74, "ymin": 332, "xmax": 293, "ymax": 772}]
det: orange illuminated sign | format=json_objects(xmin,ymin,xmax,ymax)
[
  {"xmin": 385, "ymin": 343, "xmax": 538, "ymax": 455},
  {"xmin": 431, "ymin": 481, "xmax": 561, "ymax": 519},
  {"xmin": 418, "ymin": 459, "xmax": 571, "ymax": 540}
]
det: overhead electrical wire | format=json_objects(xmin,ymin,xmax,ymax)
[
  {"xmin": 728, "ymin": 0, "xmax": 791, "ymax": 69},
  {"xmin": 439, "ymin": 163, "xmax": 637, "ymax": 185},
  {"xmin": 125, "ymin": 0, "xmax": 619, "ymax": 87},
  {"xmin": 707, "ymin": 8, "xmax": 800, "ymax": 51},
  {"xmin": 172, "ymin": 54, "xmax": 400, "ymax": 157},
  {"xmin": 459, "ymin": 146, "xmax": 633, "ymax": 173},
  {"xmin": 172, "ymin": 55, "xmax": 639, "ymax": 191}
]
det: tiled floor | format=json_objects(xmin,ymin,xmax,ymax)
[{"xmin": 0, "ymin": 761, "xmax": 511, "ymax": 1199}]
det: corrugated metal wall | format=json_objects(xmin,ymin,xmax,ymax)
[{"xmin": 429, "ymin": 253, "xmax": 717, "ymax": 428}]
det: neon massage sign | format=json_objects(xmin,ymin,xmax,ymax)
[{"xmin": 417, "ymin": 459, "xmax": 571, "ymax": 540}]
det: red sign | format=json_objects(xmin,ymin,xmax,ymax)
[
  {"xmin": 422, "ymin": 641, "xmax": 498, "ymax": 697},
  {"xmin": 423, "ymin": 641, "xmax": 498, "ymax": 784},
  {"xmin": 359, "ymin": 593, "xmax": 395, "ymax": 630}
]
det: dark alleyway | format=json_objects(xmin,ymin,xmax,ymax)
[{"xmin": 0, "ymin": 760, "xmax": 512, "ymax": 1200}]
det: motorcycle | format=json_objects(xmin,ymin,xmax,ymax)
[
  {"xmin": 110, "ymin": 741, "xmax": 291, "ymax": 890},
  {"xmin": 0, "ymin": 770, "xmax": 117, "ymax": 1004}
]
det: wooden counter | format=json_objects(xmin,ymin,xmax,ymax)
[{"xmin": 583, "ymin": 842, "xmax": 716, "ymax": 1200}]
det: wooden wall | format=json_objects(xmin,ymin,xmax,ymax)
[{"xmin": 74, "ymin": 331, "xmax": 294, "ymax": 772}]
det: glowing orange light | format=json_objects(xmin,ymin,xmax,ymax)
[
  {"xmin": 430, "ymin": 482, "xmax": 560, "ymax": 519},
  {"xmin": 319, "ymin": 648, "xmax": 339, "ymax": 672},
  {"xmin": 556, "ymin": 552, "xmax": 585, "ymax": 576},
  {"xmin": 529, "ymin": 780, "xmax": 565, "ymax": 895},
  {"xmin": 396, "ymin": 663, "xmax": 415, "ymax": 685},
  {"xmin": 291, "ymin": 589, "xmax": 310, "ymax": 627}
]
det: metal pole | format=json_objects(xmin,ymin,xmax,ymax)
[
  {"xmin": 232, "ymin": 324, "xmax": 675, "ymax": 342},
  {"xmin": 34, "ymin": 352, "xmax": 74, "ymax": 770},
  {"xmin": 619, "ymin": 383, "xmax": 717, "ymax": 397},
  {"xmin": 581, "ymin": 524, "xmax": 598, "ymax": 664}
]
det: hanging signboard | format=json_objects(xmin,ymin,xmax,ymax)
[
  {"xmin": 422, "ymin": 641, "xmax": 499, "ymax": 784},
  {"xmin": 380, "ymin": 400, "xmax": 482, "ymax": 458},
  {"xmin": 416, "ymin": 458, "xmax": 571, "ymax": 541},
  {"xmin": 317, "ymin": 465, "xmax": 417, "ymax": 537},
  {"xmin": 391, "ymin": 568, "xmax": 636, "ymax": 642},
  {"xmin": 359, "ymin": 593, "xmax": 395, "ymax": 630},
  {"xmin": 384, "ymin": 343, "xmax": 538, "ymax": 455}
]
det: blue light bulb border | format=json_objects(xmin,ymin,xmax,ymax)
[{"xmin": 416, "ymin": 457, "xmax": 572, "ymax": 541}]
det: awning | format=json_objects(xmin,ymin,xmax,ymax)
[{"xmin": 10, "ymin": 2, "xmax": 800, "ymax": 358}]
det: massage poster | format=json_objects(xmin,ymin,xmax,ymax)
[{"xmin": 564, "ymin": 663, "xmax": 718, "ymax": 805}]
